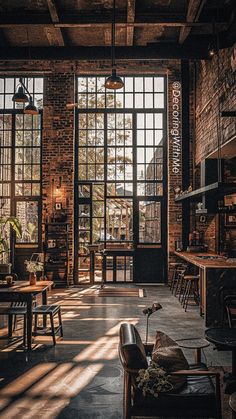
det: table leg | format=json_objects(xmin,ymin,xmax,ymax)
[
  {"xmin": 195, "ymin": 348, "xmax": 201, "ymax": 364},
  {"xmin": 42, "ymin": 289, "xmax": 47, "ymax": 328},
  {"xmin": 26, "ymin": 295, "xmax": 33, "ymax": 350},
  {"xmin": 232, "ymin": 350, "xmax": 236, "ymax": 378},
  {"xmin": 101, "ymin": 253, "xmax": 106, "ymax": 289}
]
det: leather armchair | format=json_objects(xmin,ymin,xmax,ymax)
[{"xmin": 119, "ymin": 323, "xmax": 222, "ymax": 419}]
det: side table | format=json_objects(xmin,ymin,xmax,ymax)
[{"xmin": 176, "ymin": 337, "xmax": 210, "ymax": 363}]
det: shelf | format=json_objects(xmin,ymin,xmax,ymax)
[
  {"xmin": 175, "ymin": 182, "xmax": 236, "ymax": 202},
  {"xmin": 44, "ymin": 222, "xmax": 69, "ymax": 287}
]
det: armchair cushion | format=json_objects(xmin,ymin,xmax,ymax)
[
  {"xmin": 152, "ymin": 331, "xmax": 189, "ymax": 391},
  {"xmin": 132, "ymin": 365, "xmax": 216, "ymax": 417}
]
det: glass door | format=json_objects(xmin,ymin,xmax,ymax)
[{"xmin": 75, "ymin": 76, "xmax": 167, "ymax": 284}]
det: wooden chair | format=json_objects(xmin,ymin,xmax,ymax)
[{"xmin": 119, "ymin": 323, "xmax": 222, "ymax": 419}]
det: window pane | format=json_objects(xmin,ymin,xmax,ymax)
[
  {"xmin": 16, "ymin": 201, "xmax": 38, "ymax": 243},
  {"xmin": 139, "ymin": 201, "xmax": 161, "ymax": 243}
]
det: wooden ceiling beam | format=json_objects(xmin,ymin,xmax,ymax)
[
  {"xmin": 0, "ymin": 45, "xmax": 210, "ymax": 60},
  {"xmin": 126, "ymin": 0, "xmax": 135, "ymax": 46},
  {"xmin": 45, "ymin": 0, "xmax": 65, "ymax": 46},
  {"xmin": 0, "ymin": 21, "xmax": 227, "ymax": 29},
  {"xmin": 0, "ymin": 29, "xmax": 9, "ymax": 47},
  {"xmin": 179, "ymin": 0, "xmax": 206, "ymax": 44}
]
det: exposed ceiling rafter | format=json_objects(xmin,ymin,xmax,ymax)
[
  {"xmin": 179, "ymin": 0, "xmax": 206, "ymax": 44},
  {"xmin": 126, "ymin": 0, "xmax": 135, "ymax": 46},
  {"xmin": 45, "ymin": 0, "xmax": 65, "ymax": 46},
  {"xmin": 0, "ymin": 45, "xmax": 210, "ymax": 60}
]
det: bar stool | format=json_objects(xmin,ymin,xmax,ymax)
[
  {"xmin": 33, "ymin": 304, "xmax": 63, "ymax": 345},
  {"xmin": 169, "ymin": 262, "xmax": 184, "ymax": 293},
  {"xmin": 174, "ymin": 265, "xmax": 188, "ymax": 298},
  {"xmin": 181, "ymin": 274, "xmax": 200, "ymax": 312}
]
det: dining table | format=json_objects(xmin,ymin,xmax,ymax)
[{"xmin": 0, "ymin": 280, "xmax": 54, "ymax": 350}]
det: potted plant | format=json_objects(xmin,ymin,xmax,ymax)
[
  {"xmin": 25, "ymin": 258, "xmax": 44, "ymax": 285},
  {"xmin": 0, "ymin": 216, "xmax": 22, "ymax": 269}
]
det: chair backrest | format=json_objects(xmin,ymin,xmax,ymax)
[{"xmin": 119, "ymin": 323, "xmax": 148, "ymax": 370}]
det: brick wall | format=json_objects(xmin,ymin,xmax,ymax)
[
  {"xmin": 42, "ymin": 67, "xmax": 74, "ymax": 282},
  {"xmin": 0, "ymin": 58, "xmax": 182, "ymax": 282},
  {"xmin": 195, "ymin": 46, "xmax": 236, "ymax": 164},
  {"xmin": 194, "ymin": 45, "xmax": 236, "ymax": 252}
]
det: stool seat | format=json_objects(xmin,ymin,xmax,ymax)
[
  {"xmin": 33, "ymin": 304, "xmax": 63, "ymax": 345},
  {"xmin": 0, "ymin": 307, "xmax": 26, "ymax": 315},
  {"xmin": 33, "ymin": 305, "xmax": 60, "ymax": 315}
]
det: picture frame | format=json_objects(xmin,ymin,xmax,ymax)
[
  {"xmin": 55, "ymin": 202, "xmax": 62, "ymax": 210},
  {"xmin": 225, "ymin": 214, "xmax": 236, "ymax": 227},
  {"xmin": 176, "ymin": 214, "xmax": 182, "ymax": 222},
  {"xmin": 199, "ymin": 215, "xmax": 206, "ymax": 223}
]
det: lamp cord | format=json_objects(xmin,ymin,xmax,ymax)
[
  {"xmin": 216, "ymin": 11, "xmax": 222, "ymax": 183},
  {"xmin": 111, "ymin": 0, "xmax": 116, "ymax": 69}
]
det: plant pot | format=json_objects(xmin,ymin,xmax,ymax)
[
  {"xmin": 29, "ymin": 272, "xmax": 37, "ymax": 285},
  {"xmin": 58, "ymin": 270, "xmax": 65, "ymax": 280},
  {"xmin": 46, "ymin": 271, "xmax": 53, "ymax": 280}
]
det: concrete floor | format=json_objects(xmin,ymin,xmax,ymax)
[{"xmin": 0, "ymin": 284, "xmax": 232, "ymax": 418}]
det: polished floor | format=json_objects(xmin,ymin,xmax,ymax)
[{"xmin": 0, "ymin": 284, "xmax": 232, "ymax": 418}]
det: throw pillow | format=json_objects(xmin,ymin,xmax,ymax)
[{"xmin": 152, "ymin": 331, "xmax": 189, "ymax": 391}]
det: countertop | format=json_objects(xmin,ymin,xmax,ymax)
[{"xmin": 174, "ymin": 251, "xmax": 236, "ymax": 269}]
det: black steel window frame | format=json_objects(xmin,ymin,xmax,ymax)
[
  {"xmin": 0, "ymin": 109, "xmax": 43, "ymax": 247},
  {"xmin": 0, "ymin": 76, "xmax": 43, "ymax": 110},
  {"xmin": 74, "ymin": 75, "xmax": 167, "ymax": 278}
]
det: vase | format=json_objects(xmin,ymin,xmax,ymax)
[{"xmin": 29, "ymin": 272, "xmax": 37, "ymax": 285}]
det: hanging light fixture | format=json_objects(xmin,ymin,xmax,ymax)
[
  {"xmin": 12, "ymin": 77, "xmax": 39, "ymax": 115},
  {"xmin": 105, "ymin": 0, "xmax": 124, "ymax": 90},
  {"xmin": 24, "ymin": 97, "xmax": 38, "ymax": 115}
]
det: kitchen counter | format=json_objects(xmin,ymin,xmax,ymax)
[
  {"xmin": 174, "ymin": 252, "xmax": 236, "ymax": 269},
  {"xmin": 174, "ymin": 251, "xmax": 236, "ymax": 327}
]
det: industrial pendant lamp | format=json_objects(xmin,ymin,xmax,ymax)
[
  {"xmin": 105, "ymin": 0, "xmax": 124, "ymax": 90},
  {"xmin": 12, "ymin": 77, "xmax": 39, "ymax": 115}
]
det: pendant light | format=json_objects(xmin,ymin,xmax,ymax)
[
  {"xmin": 12, "ymin": 77, "xmax": 39, "ymax": 115},
  {"xmin": 105, "ymin": 0, "xmax": 124, "ymax": 90}
]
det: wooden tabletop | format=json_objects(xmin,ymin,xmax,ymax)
[
  {"xmin": 0, "ymin": 280, "xmax": 54, "ymax": 293},
  {"xmin": 174, "ymin": 251, "xmax": 236, "ymax": 269}
]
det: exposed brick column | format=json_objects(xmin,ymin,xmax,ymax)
[
  {"xmin": 167, "ymin": 67, "xmax": 183, "ymax": 259},
  {"xmin": 42, "ymin": 68, "xmax": 74, "ymax": 283}
]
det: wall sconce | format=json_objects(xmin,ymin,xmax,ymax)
[{"xmin": 55, "ymin": 176, "xmax": 62, "ymax": 194}]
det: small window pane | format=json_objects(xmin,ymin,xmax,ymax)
[
  {"xmin": 154, "ymin": 93, "xmax": 164, "ymax": 108},
  {"xmin": 135, "ymin": 94, "xmax": 143, "ymax": 108},
  {"xmin": 154, "ymin": 77, "xmax": 164, "ymax": 92},
  {"xmin": 139, "ymin": 201, "xmax": 161, "ymax": 243}
]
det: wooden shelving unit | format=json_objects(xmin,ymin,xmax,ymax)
[{"xmin": 44, "ymin": 223, "xmax": 69, "ymax": 287}]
